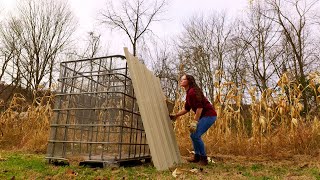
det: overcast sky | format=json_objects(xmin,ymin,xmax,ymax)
[
  {"xmin": 67, "ymin": 0, "xmax": 249, "ymax": 34},
  {"xmin": 0, "ymin": 0, "xmax": 249, "ymax": 54},
  {"xmin": 68, "ymin": 0, "xmax": 249, "ymax": 53}
]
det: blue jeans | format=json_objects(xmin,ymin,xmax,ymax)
[{"xmin": 190, "ymin": 116, "xmax": 217, "ymax": 156}]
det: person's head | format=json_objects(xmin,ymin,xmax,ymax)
[
  {"xmin": 180, "ymin": 75, "xmax": 189, "ymax": 89},
  {"xmin": 180, "ymin": 74, "xmax": 203, "ymax": 99},
  {"xmin": 180, "ymin": 74, "xmax": 198, "ymax": 89}
]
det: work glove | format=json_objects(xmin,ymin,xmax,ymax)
[{"xmin": 188, "ymin": 121, "xmax": 198, "ymax": 133}]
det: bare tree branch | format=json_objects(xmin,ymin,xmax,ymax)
[{"xmin": 100, "ymin": 0, "xmax": 167, "ymax": 57}]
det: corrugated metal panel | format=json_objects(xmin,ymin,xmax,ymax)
[{"xmin": 124, "ymin": 47, "xmax": 181, "ymax": 170}]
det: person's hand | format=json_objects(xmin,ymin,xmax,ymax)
[
  {"xmin": 188, "ymin": 121, "xmax": 198, "ymax": 133},
  {"xmin": 169, "ymin": 114, "xmax": 177, "ymax": 121}
]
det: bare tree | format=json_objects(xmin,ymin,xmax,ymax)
[
  {"xmin": 225, "ymin": 22, "xmax": 248, "ymax": 88},
  {"xmin": 83, "ymin": 32, "xmax": 102, "ymax": 58},
  {"xmin": 0, "ymin": 48, "xmax": 13, "ymax": 83},
  {"xmin": 177, "ymin": 13, "xmax": 232, "ymax": 102},
  {"xmin": 100, "ymin": 0, "xmax": 167, "ymax": 57},
  {"xmin": 0, "ymin": 18, "xmax": 24, "ymax": 99},
  {"xmin": 147, "ymin": 39, "xmax": 179, "ymax": 99},
  {"xmin": 239, "ymin": 1, "xmax": 283, "ymax": 92},
  {"xmin": 69, "ymin": 31, "xmax": 105, "ymax": 59},
  {"xmin": 1, "ymin": 0, "xmax": 76, "ymax": 91},
  {"xmin": 264, "ymin": 0, "xmax": 320, "ymax": 113}
]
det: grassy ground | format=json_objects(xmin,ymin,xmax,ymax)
[{"xmin": 0, "ymin": 150, "xmax": 319, "ymax": 180}]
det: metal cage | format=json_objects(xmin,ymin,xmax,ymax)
[{"xmin": 46, "ymin": 55, "xmax": 151, "ymax": 167}]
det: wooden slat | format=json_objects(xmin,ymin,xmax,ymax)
[{"xmin": 124, "ymin": 48, "xmax": 181, "ymax": 170}]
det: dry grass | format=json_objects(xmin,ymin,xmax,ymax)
[
  {"xmin": 0, "ymin": 72, "xmax": 319, "ymax": 158},
  {"xmin": 0, "ymin": 92, "xmax": 53, "ymax": 153}
]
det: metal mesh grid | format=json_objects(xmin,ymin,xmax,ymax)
[{"xmin": 46, "ymin": 55, "xmax": 150, "ymax": 164}]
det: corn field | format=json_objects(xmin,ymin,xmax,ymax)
[
  {"xmin": 173, "ymin": 72, "xmax": 320, "ymax": 157},
  {"xmin": 0, "ymin": 73, "xmax": 319, "ymax": 157}
]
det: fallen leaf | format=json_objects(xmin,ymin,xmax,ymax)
[
  {"xmin": 189, "ymin": 168, "xmax": 199, "ymax": 173},
  {"xmin": 207, "ymin": 157, "xmax": 215, "ymax": 164},
  {"xmin": 65, "ymin": 169, "xmax": 78, "ymax": 177},
  {"xmin": 172, "ymin": 168, "xmax": 183, "ymax": 178}
]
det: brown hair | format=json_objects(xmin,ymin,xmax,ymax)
[{"xmin": 185, "ymin": 74, "xmax": 204, "ymax": 101}]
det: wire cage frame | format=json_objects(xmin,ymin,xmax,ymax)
[{"xmin": 46, "ymin": 55, "xmax": 151, "ymax": 167}]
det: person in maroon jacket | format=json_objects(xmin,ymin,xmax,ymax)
[{"xmin": 170, "ymin": 74, "xmax": 217, "ymax": 166}]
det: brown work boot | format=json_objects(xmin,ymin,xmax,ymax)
[
  {"xmin": 199, "ymin": 155, "xmax": 208, "ymax": 166},
  {"xmin": 187, "ymin": 154, "xmax": 200, "ymax": 163}
]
